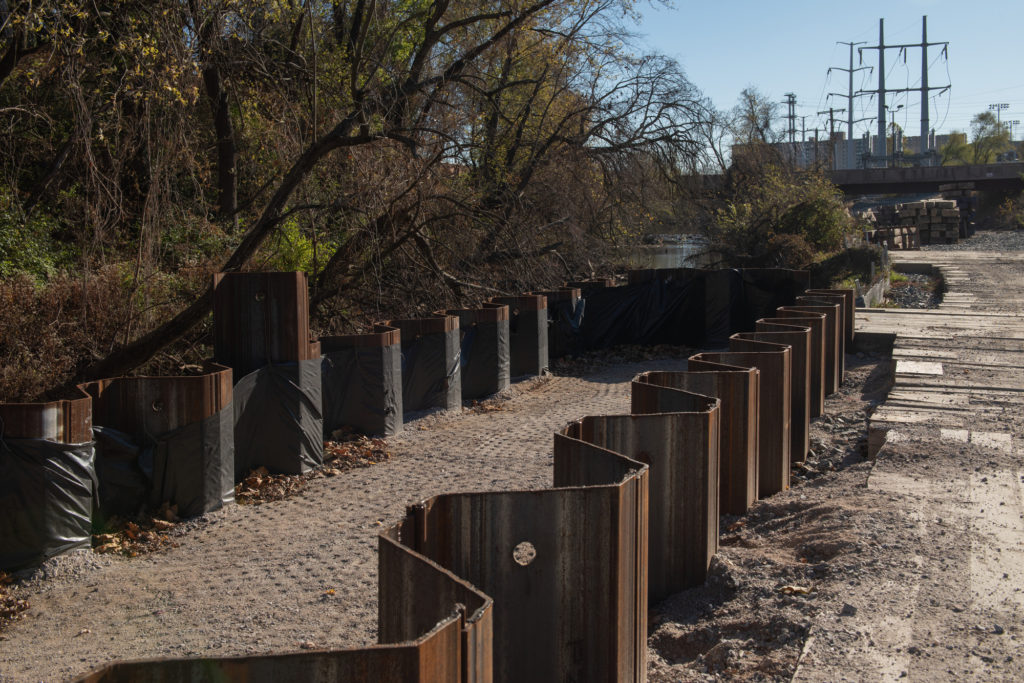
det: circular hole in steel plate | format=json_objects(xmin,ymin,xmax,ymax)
[{"xmin": 513, "ymin": 541, "xmax": 536, "ymax": 566}]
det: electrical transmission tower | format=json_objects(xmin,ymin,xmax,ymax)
[
  {"xmin": 827, "ymin": 41, "xmax": 873, "ymax": 169},
  {"xmin": 783, "ymin": 93, "xmax": 797, "ymax": 143},
  {"xmin": 858, "ymin": 16, "xmax": 950, "ymax": 167}
]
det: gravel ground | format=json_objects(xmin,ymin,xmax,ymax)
[
  {"xmin": 884, "ymin": 273, "xmax": 942, "ymax": 309},
  {"xmin": 923, "ymin": 228, "xmax": 1024, "ymax": 251}
]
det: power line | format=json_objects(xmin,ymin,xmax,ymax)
[{"xmin": 857, "ymin": 15, "xmax": 949, "ymax": 167}]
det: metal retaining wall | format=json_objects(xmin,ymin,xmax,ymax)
[{"xmin": 2, "ymin": 271, "xmax": 858, "ymax": 681}]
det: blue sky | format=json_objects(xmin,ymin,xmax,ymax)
[{"xmin": 634, "ymin": 0, "xmax": 1024, "ymax": 141}]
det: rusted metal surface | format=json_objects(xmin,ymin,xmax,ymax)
[
  {"xmin": 797, "ymin": 292, "xmax": 849, "ymax": 382},
  {"xmin": 387, "ymin": 315, "xmax": 462, "ymax": 413},
  {"xmin": 489, "ymin": 295, "xmax": 548, "ymax": 377},
  {"xmin": 636, "ymin": 368, "xmax": 757, "ymax": 516},
  {"xmin": 212, "ymin": 272, "xmax": 319, "ymax": 378},
  {"xmin": 693, "ymin": 340, "xmax": 792, "ymax": 499},
  {"xmin": 806, "ymin": 288, "xmax": 855, "ymax": 345},
  {"xmin": 736, "ymin": 325, "xmax": 811, "ymax": 465},
  {"xmin": 784, "ymin": 301, "xmax": 841, "ymax": 395},
  {"xmin": 567, "ymin": 385, "xmax": 719, "ymax": 600},
  {"xmin": 443, "ymin": 306, "xmax": 511, "ymax": 400},
  {"xmin": 81, "ymin": 364, "xmax": 232, "ymax": 437},
  {"xmin": 758, "ymin": 314, "xmax": 826, "ymax": 418},
  {"xmin": 0, "ymin": 387, "xmax": 92, "ymax": 443}
]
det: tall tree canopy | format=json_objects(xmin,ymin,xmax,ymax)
[{"xmin": 0, "ymin": 0, "xmax": 711, "ymax": 396}]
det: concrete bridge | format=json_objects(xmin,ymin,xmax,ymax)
[{"xmin": 829, "ymin": 162, "xmax": 1024, "ymax": 195}]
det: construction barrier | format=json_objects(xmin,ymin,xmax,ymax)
[
  {"xmin": 389, "ymin": 315, "xmax": 462, "ymax": 413},
  {"xmin": 444, "ymin": 305, "xmax": 511, "ymax": 400},
  {"xmin": 320, "ymin": 325, "xmax": 403, "ymax": 437},
  {"xmin": 0, "ymin": 269, "xmax": 857, "ymax": 679},
  {"xmin": 214, "ymin": 272, "xmax": 324, "ymax": 478},
  {"xmin": 0, "ymin": 388, "xmax": 95, "ymax": 570},
  {"xmin": 85, "ymin": 364, "xmax": 235, "ymax": 519},
  {"xmin": 488, "ymin": 295, "xmax": 548, "ymax": 377}
]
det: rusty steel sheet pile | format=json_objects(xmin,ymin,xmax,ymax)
[
  {"xmin": 790, "ymin": 298, "xmax": 843, "ymax": 390},
  {"xmin": 212, "ymin": 272, "xmax": 320, "ymax": 377},
  {"xmin": 0, "ymin": 387, "xmax": 93, "ymax": 443},
  {"xmin": 796, "ymin": 293, "xmax": 850, "ymax": 382},
  {"xmin": 569, "ymin": 384, "xmax": 720, "ymax": 600},
  {"xmin": 806, "ymin": 288, "xmax": 855, "ymax": 346},
  {"xmin": 15, "ymin": 268, "xmax": 858, "ymax": 681},
  {"xmin": 758, "ymin": 314, "xmax": 826, "ymax": 418},
  {"xmin": 733, "ymin": 326, "xmax": 811, "ymax": 466},
  {"xmin": 214, "ymin": 272, "xmax": 324, "ymax": 478},
  {"xmin": 81, "ymin": 364, "xmax": 235, "ymax": 518},
  {"xmin": 635, "ymin": 368, "xmax": 758, "ymax": 516},
  {"xmin": 0, "ymin": 386, "xmax": 95, "ymax": 570},
  {"xmin": 691, "ymin": 340, "xmax": 792, "ymax": 500},
  {"xmin": 488, "ymin": 294, "xmax": 548, "ymax": 378},
  {"xmin": 391, "ymin": 436, "xmax": 649, "ymax": 682}
]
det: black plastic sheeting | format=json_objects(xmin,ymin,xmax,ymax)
[
  {"xmin": 93, "ymin": 407, "xmax": 235, "ymax": 520},
  {"xmin": 399, "ymin": 327, "xmax": 462, "ymax": 413},
  {"xmin": 321, "ymin": 343, "xmax": 402, "ymax": 437},
  {"xmin": 0, "ymin": 437, "xmax": 96, "ymax": 571},
  {"xmin": 545, "ymin": 295, "xmax": 585, "ymax": 360},
  {"xmin": 455, "ymin": 314, "xmax": 510, "ymax": 400},
  {"xmin": 738, "ymin": 269, "xmax": 811, "ymax": 331},
  {"xmin": 233, "ymin": 359, "xmax": 323, "ymax": 478},
  {"xmin": 492, "ymin": 300, "xmax": 548, "ymax": 377},
  {"xmin": 575, "ymin": 278, "xmax": 707, "ymax": 350}
]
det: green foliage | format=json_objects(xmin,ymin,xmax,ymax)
[
  {"xmin": 0, "ymin": 188, "xmax": 72, "ymax": 280},
  {"xmin": 712, "ymin": 159, "xmax": 854, "ymax": 267}
]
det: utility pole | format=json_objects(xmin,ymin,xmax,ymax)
[
  {"xmin": 859, "ymin": 16, "xmax": 949, "ymax": 167},
  {"xmin": 783, "ymin": 93, "xmax": 798, "ymax": 164},
  {"xmin": 1008, "ymin": 120, "xmax": 1020, "ymax": 141},
  {"xmin": 827, "ymin": 41, "xmax": 871, "ymax": 169}
]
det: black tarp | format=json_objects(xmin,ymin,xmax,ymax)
[
  {"xmin": 492, "ymin": 297, "xmax": 548, "ymax": 377},
  {"xmin": 233, "ymin": 359, "xmax": 323, "ymax": 478},
  {"xmin": 544, "ymin": 293, "xmax": 585, "ymax": 360},
  {"xmin": 0, "ymin": 437, "xmax": 96, "ymax": 571},
  {"xmin": 575, "ymin": 277, "xmax": 706, "ymax": 350},
  {"xmin": 321, "ymin": 342, "xmax": 402, "ymax": 437},
  {"xmin": 738, "ymin": 269, "xmax": 810, "ymax": 331},
  {"xmin": 399, "ymin": 326, "xmax": 462, "ymax": 413},
  {"xmin": 93, "ymin": 407, "xmax": 235, "ymax": 519},
  {"xmin": 452, "ymin": 310, "xmax": 510, "ymax": 399}
]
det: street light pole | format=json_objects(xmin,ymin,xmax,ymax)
[{"xmin": 989, "ymin": 103, "xmax": 1009, "ymax": 126}]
